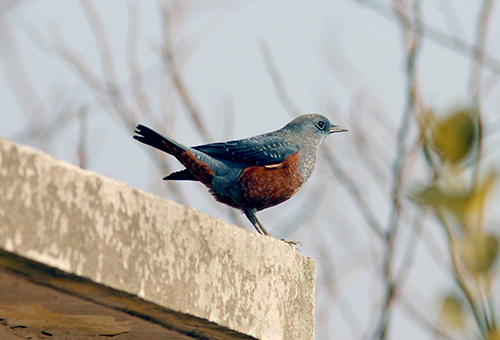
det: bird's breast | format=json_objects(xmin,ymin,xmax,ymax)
[{"xmin": 237, "ymin": 151, "xmax": 303, "ymax": 211}]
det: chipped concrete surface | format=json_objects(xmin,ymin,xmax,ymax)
[{"xmin": 0, "ymin": 138, "xmax": 316, "ymax": 340}]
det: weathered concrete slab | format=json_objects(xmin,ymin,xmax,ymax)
[{"xmin": 0, "ymin": 137, "xmax": 316, "ymax": 340}]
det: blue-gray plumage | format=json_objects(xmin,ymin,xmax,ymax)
[{"xmin": 134, "ymin": 114, "xmax": 347, "ymax": 243}]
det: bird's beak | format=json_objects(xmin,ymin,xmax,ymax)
[{"xmin": 329, "ymin": 125, "xmax": 348, "ymax": 133}]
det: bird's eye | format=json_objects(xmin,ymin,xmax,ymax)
[{"xmin": 316, "ymin": 121, "xmax": 325, "ymax": 130}]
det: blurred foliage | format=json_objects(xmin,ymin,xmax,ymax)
[
  {"xmin": 415, "ymin": 170, "xmax": 498, "ymax": 231},
  {"xmin": 462, "ymin": 231, "xmax": 499, "ymax": 276},
  {"xmin": 414, "ymin": 106, "xmax": 499, "ymax": 339},
  {"xmin": 430, "ymin": 109, "xmax": 478, "ymax": 165},
  {"xmin": 439, "ymin": 293, "xmax": 467, "ymax": 331},
  {"xmin": 487, "ymin": 328, "xmax": 500, "ymax": 340}
]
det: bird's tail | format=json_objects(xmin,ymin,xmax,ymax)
[
  {"xmin": 163, "ymin": 169, "xmax": 197, "ymax": 181},
  {"xmin": 133, "ymin": 125, "xmax": 184, "ymax": 155},
  {"xmin": 134, "ymin": 124, "xmax": 213, "ymax": 185}
]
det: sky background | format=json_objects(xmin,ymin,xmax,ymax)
[{"xmin": 1, "ymin": 1, "xmax": 500, "ymax": 339}]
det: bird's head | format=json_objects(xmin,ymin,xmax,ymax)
[{"xmin": 283, "ymin": 114, "xmax": 348, "ymax": 145}]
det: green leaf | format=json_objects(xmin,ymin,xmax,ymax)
[
  {"xmin": 439, "ymin": 293, "xmax": 467, "ymax": 330},
  {"xmin": 413, "ymin": 170, "xmax": 497, "ymax": 231},
  {"xmin": 462, "ymin": 232, "xmax": 499, "ymax": 276},
  {"xmin": 463, "ymin": 171, "xmax": 498, "ymax": 230},
  {"xmin": 413, "ymin": 184, "xmax": 468, "ymax": 220},
  {"xmin": 431, "ymin": 109, "xmax": 477, "ymax": 164},
  {"xmin": 487, "ymin": 327, "xmax": 500, "ymax": 340}
]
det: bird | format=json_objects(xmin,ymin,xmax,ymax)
[{"xmin": 133, "ymin": 114, "xmax": 347, "ymax": 244}]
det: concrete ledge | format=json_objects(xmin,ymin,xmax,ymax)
[{"xmin": 0, "ymin": 137, "xmax": 316, "ymax": 340}]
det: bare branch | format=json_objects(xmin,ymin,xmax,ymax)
[
  {"xmin": 127, "ymin": 3, "xmax": 153, "ymax": 123},
  {"xmin": 259, "ymin": 38, "xmax": 385, "ymax": 238},
  {"xmin": 469, "ymin": 0, "xmax": 495, "ymax": 185},
  {"xmin": 469, "ymin": 0, "xmax": 496, "ymax": 103},
  {"xmin": 160, "ymin": 6, "xmax": 212, "ymax": 142},
  {"xmin": 376, "ymin": 0, "xmax": 424, "ymax": 338},
  {"xmin": 399, "ymin": 296, "xmax": 457, "ymax": 340},
  {"xmin": 76, "ymin": 105, "xmax": 88, "ymax": 169},
  {"xmin": 258, "ymin": 40, "xmax": 302, "ymax": 117},
  {"xmin": 322, "ymin": 146, "xmax": 385, "ymax": 238},
  {"xmin": 354, "ymin": 0, "xmax": 500, "ymax": 75},
  {"xmin": 80, "ymin": 0, "xmax": 119, "ymax": 89},
  {"xmin": 0, "ymin": 4, "xmax": 46, "ymax": 133}
]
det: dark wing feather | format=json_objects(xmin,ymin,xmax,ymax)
[{"xmin": 193, "ymin": 134, "xmax": 298, "ymax": 166}]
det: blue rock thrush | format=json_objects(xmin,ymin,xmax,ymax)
[{"xmin": 134, "ymin": 114, "xmax": 347, "ymax": 243}]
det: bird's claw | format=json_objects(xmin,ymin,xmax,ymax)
[{"xmin": 281, "ymin": 239, "xmax": 302, "ymax": 248}]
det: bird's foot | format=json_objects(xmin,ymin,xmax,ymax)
[{"xmin": 281, "ymin": 239, "xmax": 302, "ymax": 248}]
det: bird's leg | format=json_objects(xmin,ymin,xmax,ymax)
[
  {"xmin": 243, "ymin": 209, "xmax": 301, "ymax": 247},
  {"xmin": 244, "ymin": 208, "xmax": 270, "ymax": 236}
]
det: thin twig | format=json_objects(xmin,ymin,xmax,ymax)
[
  {"xmin": 322, "ymin": 147, "xmax": 384, "ymax": 238},
  {"xmin": 126, "ymin": 3, "xmax": 153, "ymax": 123},
  {"xmin": 259, "ymin": 40, "xmax": 385, "ymax": 238},
  {"xmin": 399, "ymin": 296, "xmax": 457, "ymax": 340},
  {"xmin": 0, "ymin": 4, "xmax": 46, "ymax": 134},
  {"xmin": 80, "ymin": 0, "xmax": 133, "ymax": 129},
  {"xmin": 258, "ymin": 40, "xmax": 302, "ymax": 117},
  {"xmin": 80, "ymin": 0, "xmax": 119, "ymax": 91},
  {"xmin": 77, "ymin": 105, "xmax": 88, "ymax": 169},
  {"xmin": 348, "ymin": 107, "xmax": 391, "ymax": 193},
  {"xmin": 375, "ymin": 0, "xmax": 423, "ymax": 338},
  {"xmin": 315, "ymin": 237, "xmax": 363, "ymax": 339},
  {"xmin": 161, "ymin": 6, "xmax": 212, "ymax": 142},
  {"xmin": 354, "ymin": 0, "xmax": 500, "ymax": 75},
  {"xmin": 437, "ymin": 213, "xmax": 488, "ymax": 336},
  {"xmin": 469, "ymin": 0, "xmax": 496, "ymax": 103},
  {"xmin": 469, "ymin": 0, "xmax": 495, "ymax": 186}
]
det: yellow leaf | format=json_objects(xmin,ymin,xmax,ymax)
[
  {"xmin": 413, "ymin": 171, "xmax": 498, "ymax": 231},
  {"xmin": 462, "ymin": 232, "xmax": 499, "ymax": 276},
  {"xmin": 413, "ymin": 184, "xmax": 468, "ymax": 221},
  {"xmin": 431, "ymin": 109, "xmax": 477, "ymax": 164},
  {"xmin": 439, "ymin": 293, "xmax": 466, "ymax": 330},
  {"xmin": 487, "ymin": 327, "xmax": 500, "ymax": 340},
  {"xmin": 463, "ymin": 170, "xmax": 498, "ymax": 231}
]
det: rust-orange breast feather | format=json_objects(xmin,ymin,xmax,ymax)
[{"xmin": 237, "ymin": 151, "xmax": 303, "ymax": 210}]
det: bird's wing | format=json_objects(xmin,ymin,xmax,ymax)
[{"xmin": 193, "ymin": 134, "xmax": 299, "ymax": 166}]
